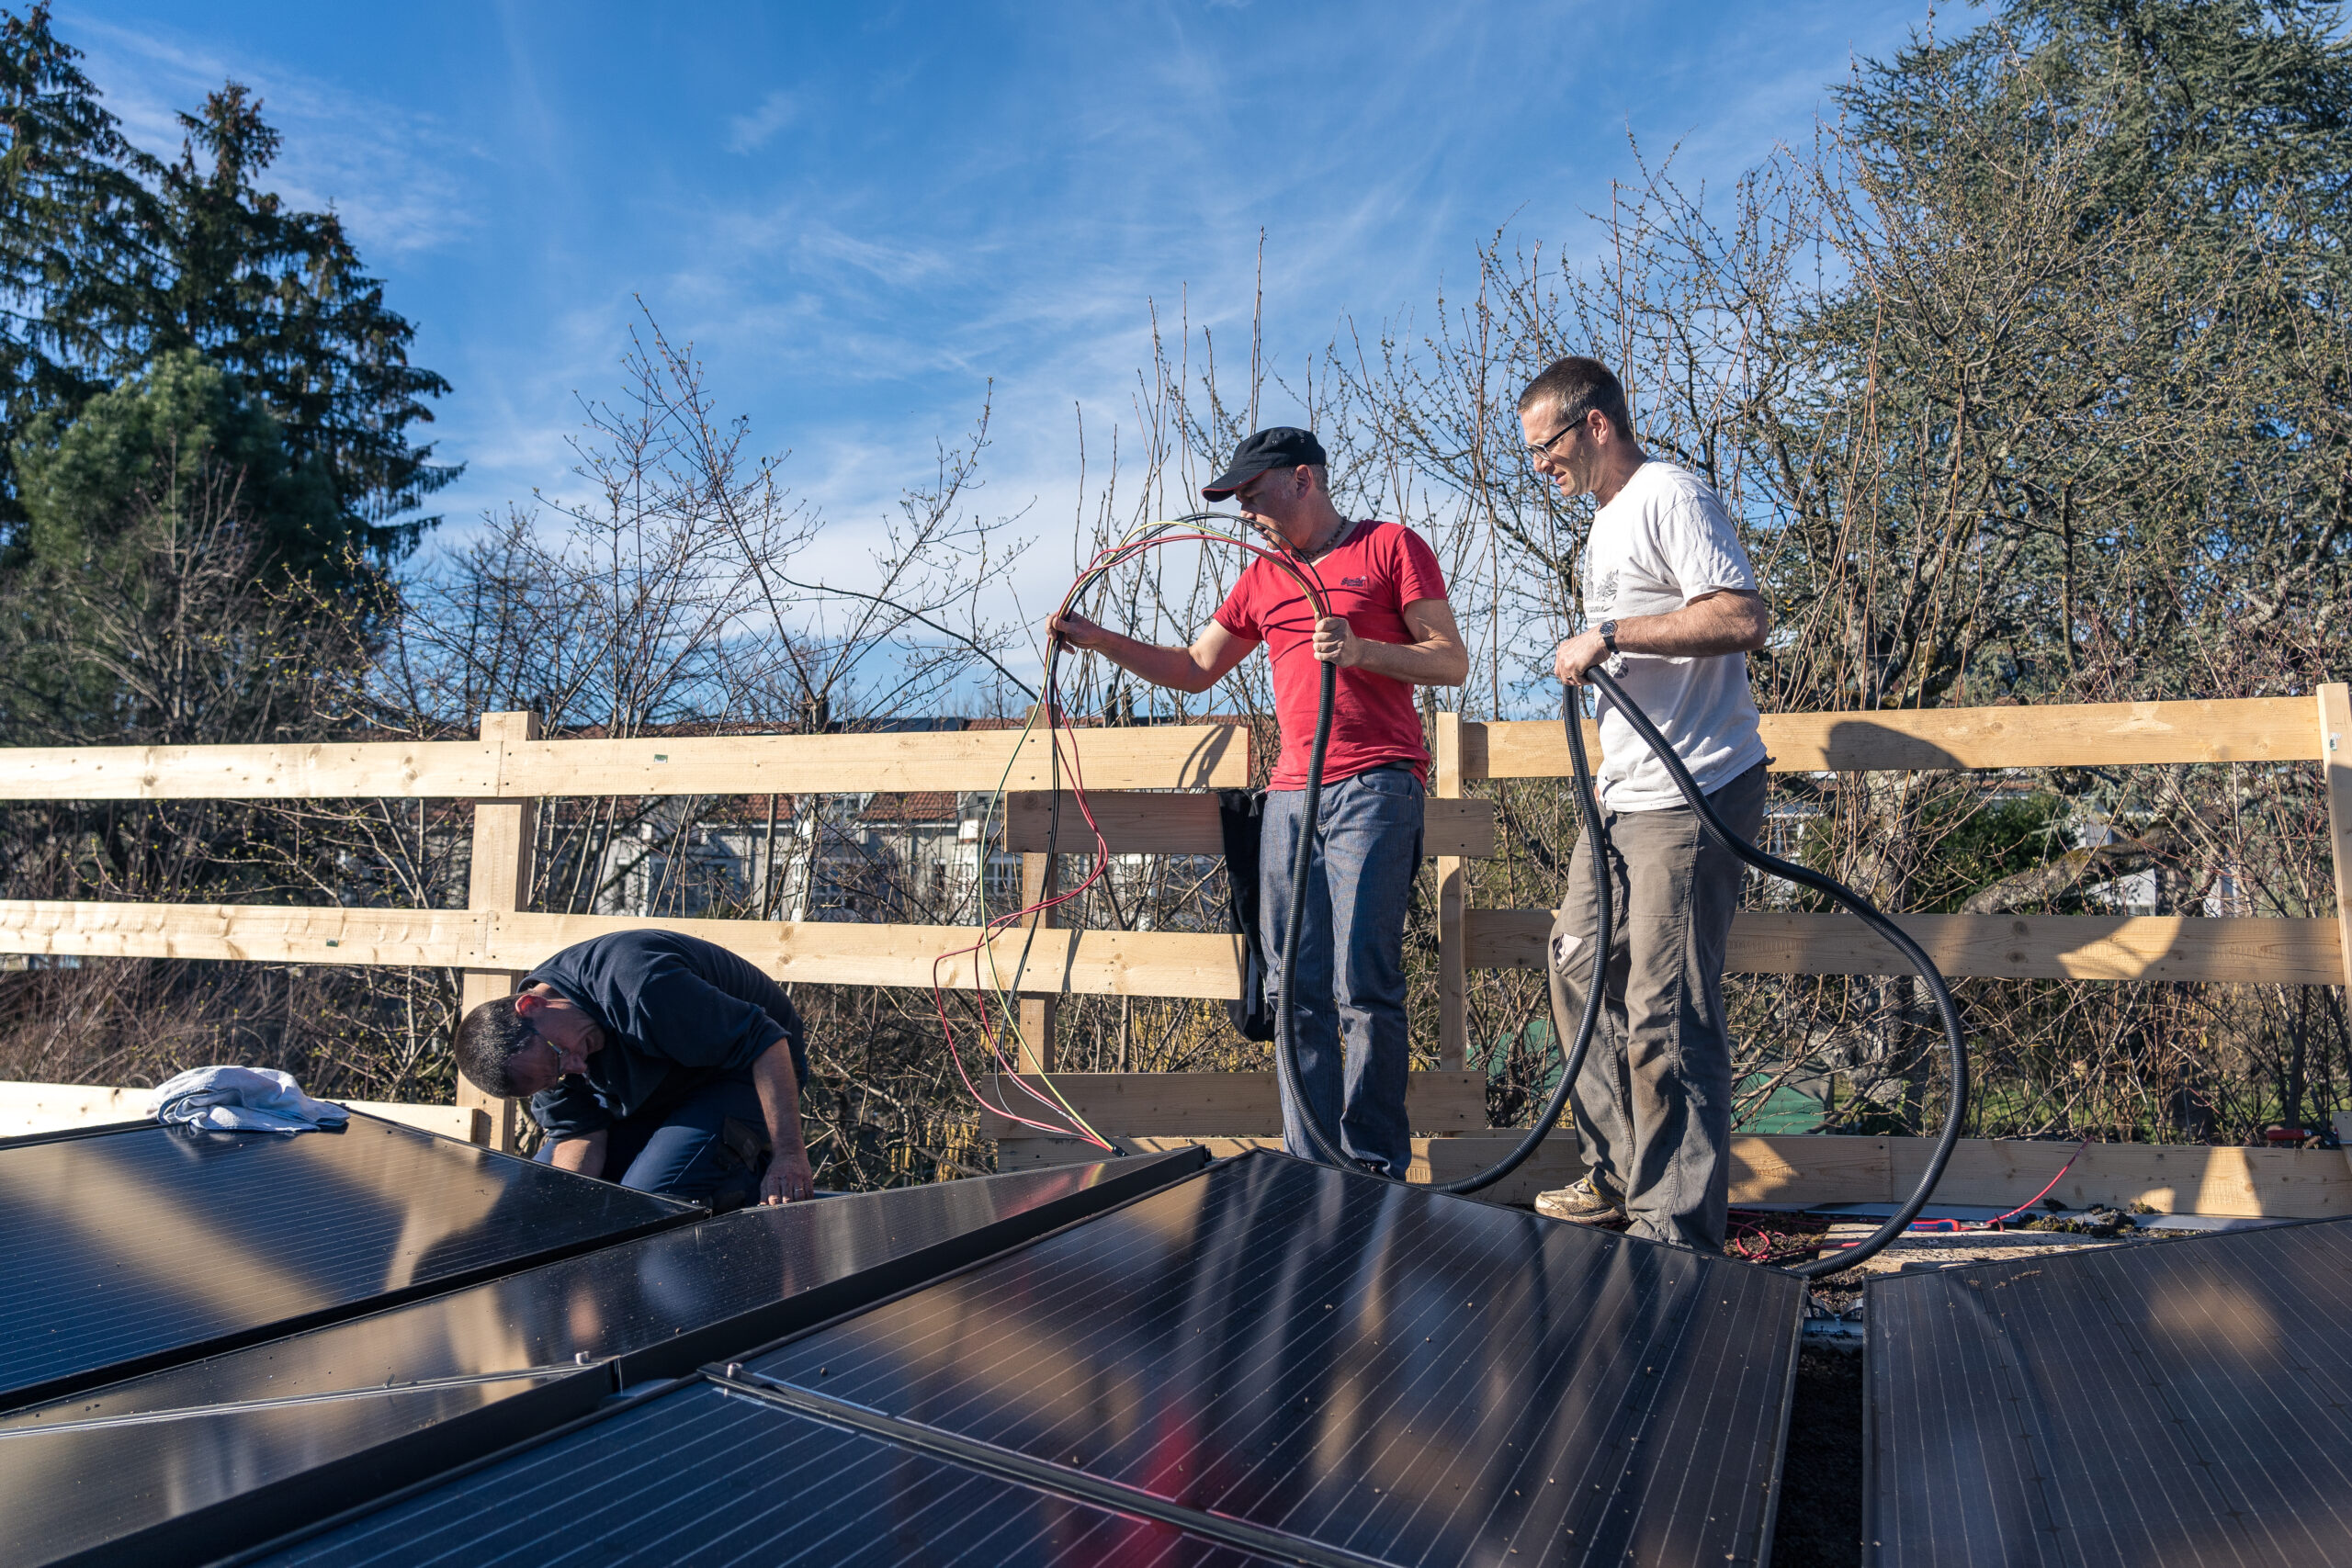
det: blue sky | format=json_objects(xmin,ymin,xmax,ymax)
[{"xmin": 58, "ymin": 0, "xmax": 1927, "ymax": 635}]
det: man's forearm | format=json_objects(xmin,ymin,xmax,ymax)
[
  {"xmin": 751, "ymin": 1037, "xmax": 808, "ymax": 1159},
  {"xmin": 1348, "ymin": 637, "xmax": 1470, "ymax": 687},
  {"xmin": 1614, "ymin": 592, "xmax": 1768, "ymax": 659},
  {"xmin": 549, "ymin": 1130, "xmax": 606, "ymax": 1179},
  {"xmin": 1072, "ymin": 628, "xmax": 1220, "ymax": 694}
]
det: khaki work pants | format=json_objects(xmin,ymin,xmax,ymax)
[{"xmin": 1550, "ymin": 762, "xmax": 1766, "ymax": 1251}]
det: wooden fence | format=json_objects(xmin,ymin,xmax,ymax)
[{"xmin": 2, "ymin": 687, "xmax": 2347, "ymax": 1213}]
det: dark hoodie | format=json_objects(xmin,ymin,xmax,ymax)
[{"xmin": 526, "ymin": 930, "xmax": 808, "ymax": 1141}]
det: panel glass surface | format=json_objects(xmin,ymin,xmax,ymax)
[
  {"xmin": 252, "ymin": 1380, "xmax": 1285, "ymax": 1567},
  {"xmin": 1869, "ymin": 1219, "xmax": 2352, "ymax": 1567},
  {"xmin": 0, "ymin": 1154, "xmax": 1194, "ymax": 1568},
  {"xmin": 0, "ymin": 1116, "xmax": 692, "ymax": 1408},
  {"xmin": 748, "ymin": 1152, "xmax": 1805, "ymax": 1568}
]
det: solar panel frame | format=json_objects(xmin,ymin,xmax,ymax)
[
  {"xmin": 1866, "ymin": 1216, "xmax": 2352, "ymax": 1567},
  {"xmin": 738, "ymin": 1150, "xmax": 1807, "ymax": 1568},
  {"xmin": 0, "ymin": 1111, "xmax": 697, "ymax": 1414},
  {"xmin": 230, "ymin": 1376, "xmax": 1301, "ymax": 1568},
  {"xmin": 6, "ymin": 1151, "xmax": 1208, "ymax": 1568}
]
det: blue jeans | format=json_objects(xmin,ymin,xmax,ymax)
[
  {"xmin": 535, "ymin": 1070, "xmax": 768, "ymax": 1206},
  {"xmin": 1260, "ymin": 764, "xmax": 1424, "ymax": 1178}
]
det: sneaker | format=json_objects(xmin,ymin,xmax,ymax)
[{"xmin": 1534, "ymin": 1175, "xmax": 1625, "ymax": 1224}]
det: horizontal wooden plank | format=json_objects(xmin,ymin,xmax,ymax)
[
  {"xmin": 1416, "ymin": 1131, "xmax": 1586, "ymax": 1206},
  {"xmin": 1463, "ymin": 695, "xmax": 2320, "ymax": 779},
  {"xmin": 0, "ymin": 725, "xmax": 1250, "ymax": 801},
  {"xmin": 1465, "ymin": 908, "xmax": 2346, "ymax": 984},
  {"xmin": 0, "ymin": 902, "xmax": 1247, "ymax": 998},
  {"xmin": 974, "ymin": 1070, "xmax": 1486, "ymax": 1138},
  {"xmin": 6, "ymin": 899, "xmax": 2331, "ymax": 990},
  {"xmin": 344, "ymin": 1101, "xmax": 489, "ymax": 1144},
  {"xmin": 1731, "ymin": 1135, "xmax": 1892, "ymax": 1205},
  {"xmin": 495, "ymin": 727, "xmax": 1250, "ymax": 795},
  {"xmin": 1890, "ymin": 1137, "xmax": 2352, "ymax": 1219},
  {"xmin": 1001, "ymin": 792, "xmax": 1497, "ymax": 857},
  {"xmin": 1002, "ymin": 1130, "xmax": 2352, "ymax": 1217},
  {"xmin": 0, "ymin": 742, "xmax": 503, "ymax": 801},
  {"xmin": 0, "ymin": 1079, "xmax": 146, "ymax": 1136},
  {"xmin": 0, "ymin": 901, "xmax": 493, "ymax": 966},
  {"xmin": 482, "ymin": 914, "xmax": 1245, "ymax": 998}
]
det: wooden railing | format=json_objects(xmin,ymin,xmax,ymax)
[
  {"xmin": 1430, "ymin": 691, "xmax": 2352, "ymax": 1068},
  {"xmin": 2, "ymin": 687, "xmax": 2347, "ymax": 1213},
  {"xmin": 0, "ymin": 713, "xmax": 1254, "ymax": 1151}
]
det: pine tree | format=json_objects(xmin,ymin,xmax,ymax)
[
  {"xmin": 0, "ymin": 2, "xmax": 139, "ymax": 535},
  {"xmin": 0, "ymin": 6, "xmax": 455, "ymax": 559},
  {"xmin": 110, "ymin": 84, "xmax": 458, "ymax": 560}
]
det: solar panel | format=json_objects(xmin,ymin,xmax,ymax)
[
  {"xmin": 3, "ymin": 1151, "xmax": 1204, "ymax": 1568},
  {"xmin": 247, "ymin": 1379, "xmax": 1294, "ymax": 1567},
  {"xmin": 1868, "ymin": 1218, "xmax": 2352, "ymax": 1566},
  {"xmin": 0, "ymin": 1113, "xmax": 694, "ymax": 1412},
  {"xmin": 741, "ymin": 1151, "xmax": 1805, "ymax": 1566}
]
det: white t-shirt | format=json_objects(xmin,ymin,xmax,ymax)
[{"xmin": 1584, "ymin": 458, "xmax": 1767, "ymax": 811}]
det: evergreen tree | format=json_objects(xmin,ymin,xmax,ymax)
[
  {"xmin": 1771, "ymin": 0, "xmax": 2352, "ymax": 704},
  {"xmin": 0, "ymin": 6, "xmax": 454, "ymax": 558},
  {"xmin": 6, "ymin": 348, "xmax": 352, "ymax": 740},
  {"xmin": 112, "ymin": 85, "xmax": 458, "ymax": 558},
  {"xmin": 0, "ymin": 3, "xmax": 138, "ymax": 531}
]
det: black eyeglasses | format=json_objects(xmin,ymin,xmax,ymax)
[{"xmin": 1526, "ymin": 408, "xmax": 1589, "ymax": 463}]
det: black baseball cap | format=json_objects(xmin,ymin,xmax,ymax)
[{"xmin": 1202, "ymin": 426, "xmax": 1327, "ymax": 501}]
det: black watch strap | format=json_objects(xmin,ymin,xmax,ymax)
[{"xmin": 1600, "ymin": 619, "xmax": 1620, "ymax": 654}]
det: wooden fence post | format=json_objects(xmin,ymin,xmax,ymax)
[
  {"xmin": 2321, "ymin": 684, "xmax": 2352, "ymax": 995},
  {"xmin": 1012, "ymin": 703, "xmax": 1058, "ymax": 1073},
  {"xmin": 456, "ymin": 710, "xmax": 540, "ymax": 1153},
  {"xmin": 1016, "ymin": 851, "xmax": 1058, "ymax": 1073},
  {"xmin": 1435, "ymin": 712, "xmax": 1466, "ymax": 1072}
]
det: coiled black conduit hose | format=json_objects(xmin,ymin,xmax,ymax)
[
  {"xmin": 1272, "ymin": 661, "xmax": 1607, "ymax": 1198},
  {"xmin": 1276, "ymin": 659, "xmax": 1972, "ymax": 1277}
]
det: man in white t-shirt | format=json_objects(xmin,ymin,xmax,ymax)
[{"xmin": 1518, "ymin": 355, "xmax": 1770, "ymax": 1252}]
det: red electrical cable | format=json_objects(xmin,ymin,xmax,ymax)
[
  {"xmin": 1976, "ymin": 1137, "xmax": 2092, "ymax": 1227},
  {"xmin": 928, "ymin": 523, "xmax": 1335, "ymax": 1146},
  {"xmin": 1816, "ymin": 1136, "xmax": 2096, "ymax": 1265}
]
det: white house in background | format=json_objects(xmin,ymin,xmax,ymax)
[{"xmin": 596, "ymin": 788, "xmax": 1022, "ymax": 924}]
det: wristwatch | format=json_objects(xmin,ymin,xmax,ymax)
[{"xmin": 1599, "ymin": 619, "xmax": 1620, "ymax": 655}]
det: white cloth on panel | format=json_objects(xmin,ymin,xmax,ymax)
[{"xmin": 152, "ymin": 1066, "xmax": 351, "ymax": 1134}]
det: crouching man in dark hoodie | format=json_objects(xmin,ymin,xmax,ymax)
[{"xmin": 452, "ymin": 929, "xmax": 814, "ymax": 1207}]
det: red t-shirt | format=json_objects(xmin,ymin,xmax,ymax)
[{"xmin": 1213, "ymin": 520, "xmax": 1451, "ymax": 789}]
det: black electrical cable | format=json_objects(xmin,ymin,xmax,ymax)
[
  {"xmin": 1275, "ymin": 656, "xmax": 1970, "ymax": 1275},
  {"xmin": 1272, "ymin": 660, "xmax": 1605, "ymax": 1195},
  {"xmin": 1048, "ymin": 521, "xmax": 1962, "ymax": 1271},
  {"xmin": 1570, "ymin": 665, "xmax": 1969, "ymax": 1278}
]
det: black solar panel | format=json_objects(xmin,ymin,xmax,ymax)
[
  {"xmin": 0, "ymin": 1114, "xmax": 694, "ymax": 1411},
  {"xmin": 1868, "ymin": 1218, "xmax": 2352, "ymax": 1566},
  {"xmin": 248, "ymin": 1380, "xmax": 1290, "ymax": 1567},
  {"xmin": 3, "ymin": 1152, "xmax": 1203, "ymax": 1568},
  {"xmin": 744, "ymin": 1151, "xmax": 1804, "ymax": 1567}
]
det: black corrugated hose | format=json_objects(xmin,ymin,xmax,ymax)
[{"xmin": 1274, "ymin": 659, "xmax": 1970, "ymax": 1278}]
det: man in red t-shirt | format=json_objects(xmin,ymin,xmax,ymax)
[{"xmin": 1049, "ymin": 427, "xmax": 1468, "ymax": 1176}]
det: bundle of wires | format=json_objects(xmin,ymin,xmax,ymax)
[{"xmin": 927, "ymin": 513, "xmax": 1335, "ymax": 1151}]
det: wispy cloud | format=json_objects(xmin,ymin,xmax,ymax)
[
  {"xmin": 59, "ymin": 10, "xmax": 484, "ymax": 257},
  {"xmin": 52, "ymin": 0, "xmax": 1926, "ymax": 684},
  {"xmin": 727, "ymin": 88, "xmax": 800, "ymax": 153}
]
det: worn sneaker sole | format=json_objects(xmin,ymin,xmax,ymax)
[{"xmin": 1534, "ymin": 1192, "xmax": 1626, "ymax": 1224}]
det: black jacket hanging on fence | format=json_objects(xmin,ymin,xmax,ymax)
[{"xmin": 1217, "ymin": 789, "xmax": 1274, "ymax": 1041}]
